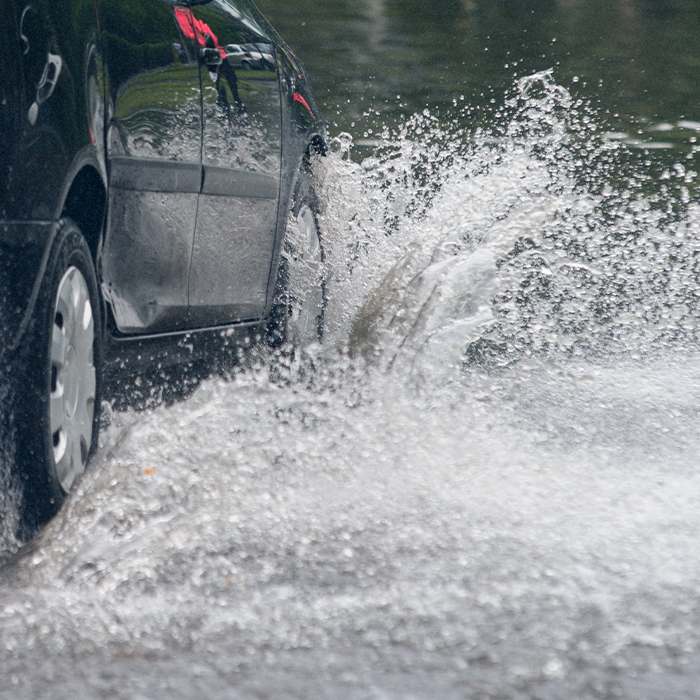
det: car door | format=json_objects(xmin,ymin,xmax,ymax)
[
  {"xmin": 185, "ymin": 0, "xmax": 282, "ymax": 327},
  {"xmin": 99, "ymin": 0, "xmax": 203, "ymax": 334}
]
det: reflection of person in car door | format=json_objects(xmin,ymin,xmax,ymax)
[
  {"xmin": 206, "ymin": 33, "xmax": 247, "ymax": 119},
  {"xmin": 173, "ymin": 7, "xmax": 245, "ymax": 119}
]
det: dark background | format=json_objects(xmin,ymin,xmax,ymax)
[{"xmin": 256, "ymin": 0, "xmax": 700, "ymax": 155}]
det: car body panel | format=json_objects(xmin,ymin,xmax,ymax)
[
  {"xmin": 99, "ymin": 0, "xmax": 203, "ymax": 334},
  {"xmin": 0, "ymin": 0, "xmax": 326, "ymax": 375},
  {"xmin": 0, "ymin": 1, "xmax": 102, "ymax": 366},
  {"xmin": 0, "ymin": 1, "xmax": 97, "ymax": 222},
  {"xmin": 186, "ymin": 0, "xmax": 282, "ymax": 327}
]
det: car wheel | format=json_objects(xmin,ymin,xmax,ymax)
[
  {"xmin": 14, "ymin": 219, "xmax": 101, "ymax": 531},
  {"xmin": 266, "ymin": 164, "xmax": 325, "ymax": 349}
]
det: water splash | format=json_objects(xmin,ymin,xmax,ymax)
[
  {"xmin": 316, "ymin": 70, "xmax": 700, "ymax": 378},
  {"xmin": 3, "ymin": 74, "xmax": 700, "ymax": 698}
]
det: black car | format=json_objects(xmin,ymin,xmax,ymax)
[{"xmin": 0, "ymin": 0, "xmax": 327, "ymax": 532}]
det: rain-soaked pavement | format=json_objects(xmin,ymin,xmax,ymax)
[{"xmin": 3, "ymin": 74, "xmax": 700, "ymax": 699}]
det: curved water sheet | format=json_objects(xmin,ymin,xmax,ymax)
[
  {"xmin": 322, "ymin": 70, "xmax": 700, "ymax": 378},
  {"xmin": 4, "ymin": 72, "xmax": 700, "ymax": 698}
]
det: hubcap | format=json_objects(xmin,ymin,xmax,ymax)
[{"xmin": 49, "ymin": 266, "xmax": 96, "ymax": 493}]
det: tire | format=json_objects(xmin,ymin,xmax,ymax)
[
  {"xmin": 266, "ymin": 163, "xmax": 325, "ymax": 349},
  {"xmin": 14, "ymin": 219, "xmax": 101, "ymax": 532}
]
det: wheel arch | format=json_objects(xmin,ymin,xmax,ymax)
[
  {"xmin": 308, "ymin": 133, "xmax": 328, "ymax": 159},
  {"xmin": 60, "ymin": 164, "xmax": 107, "ymax": 262}
]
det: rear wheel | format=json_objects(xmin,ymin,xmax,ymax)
[
  {"xmin": 15, "ymin": 219, "xmax": 101, "ymax": 531},
  {"xmin": 266, "ymin": 164, "xmax": 325, "ymax": 349}
]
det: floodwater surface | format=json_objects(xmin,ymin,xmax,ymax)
[{"xmin": 3, "ymin": 1, "xmax": 700, "ymax": 698}]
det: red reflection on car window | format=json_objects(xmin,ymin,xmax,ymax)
[
  {"xmin": 174, "ymin": 7, "xmax": 225, "ymax": 58},
  {"xmin": 293, "ymin": 93, "xmax": 315, "ymax": 121}
]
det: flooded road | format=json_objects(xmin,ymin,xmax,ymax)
[
  {"xmin": 4, "ymin": 353, "xmax": 700, "ymax": 699},
  {"xmin": 3, "ymin": 67, "xmax": 700, "ymax": 697}
]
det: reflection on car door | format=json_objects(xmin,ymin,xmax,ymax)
[
  {"xmin": 99, "ymin": 0, "xmax": 202, "ymax": 334},
  {"xmin": 186, "ymin": 0, "xmax": 282, "ymax": 327}
]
